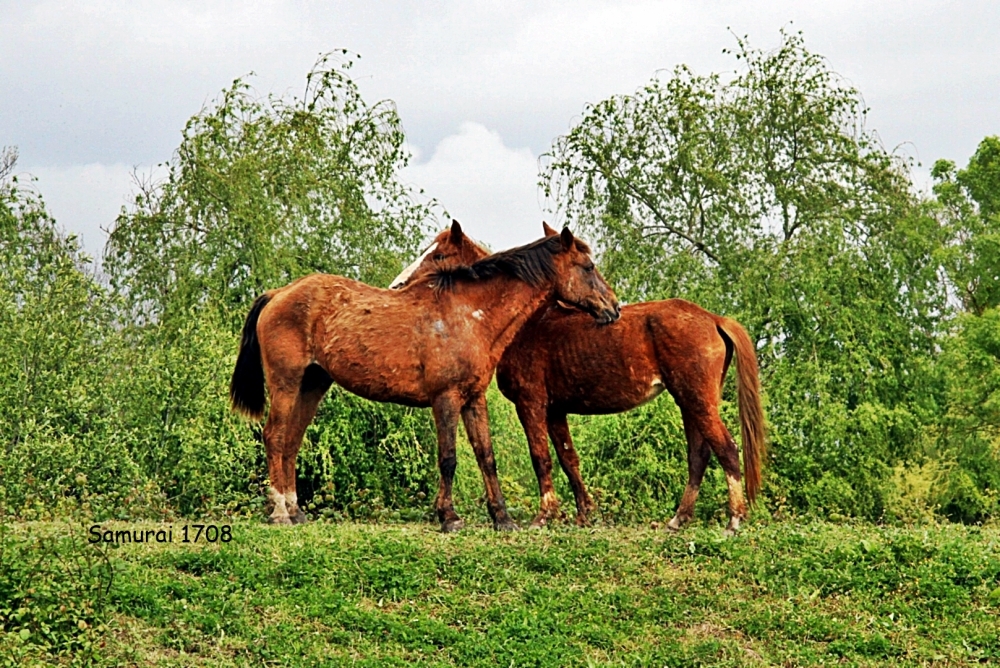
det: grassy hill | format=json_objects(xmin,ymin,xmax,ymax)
[{"xmin": 3, "ymin": 519, "xmax": 999, "ymax": 666}]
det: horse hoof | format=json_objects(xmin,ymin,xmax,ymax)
[
  {"xmin": 529, "ymin": 515, "xmax": 549, "ymax": 529},
  {"xmin": 268, "ymin": 515, "xmax": 293, "ymax": 525},
  {"xmin": 290, "ymin": 508, "xmax": 307, "ymax": 525},
  {"xmin": 441, "ymin": 519, "xmax": 465, "ymax": 533},
  {"xmin": 495, "ymin": 518, "xmax": 521, "ymax": 532},
  {"xmin": 665, "ymin": 517, "xmax": 685, "ymax": 532}
]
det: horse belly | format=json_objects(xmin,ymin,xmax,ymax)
[
  {"xmin": 317, "ymin": 334, "xmax": 432, "ymax": 406},
  {"xmin": 547, "ymin": 323, "xmax": 664, "ymax": 415},
  {"xmin": 328, "ymin": 363, "xmax": 430, "ymax": 406},
  {"xmin": 558, "ymin": 376, "xmax": 666, "ymax": 415}
]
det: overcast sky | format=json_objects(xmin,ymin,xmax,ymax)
[{"xmin": 2, "ymin": 0, "xmax": 999, "ymax": 259}]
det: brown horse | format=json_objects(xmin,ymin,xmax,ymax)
[
  {"xmin": 393, "ymin": 221, "xmax": 766, "ymax": 534},
  {"xmin": 230, "ymin": 228, "xmax": 620, "ymax": 531}
]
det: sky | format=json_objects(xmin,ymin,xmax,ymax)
[{"xmin": 2, "ymin": 0, "xmax": 999, "ymax": 259}]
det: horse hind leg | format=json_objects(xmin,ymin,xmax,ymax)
[
  {"xmin": 682, "ymin": 410, "xmax": 748, "ymax": 535},
  {"xmin": 516, "ymin": 402, "xmax": 560, "ymax": 529},
  {"xmin": 258, "ymin": 321, "xmax": 316, "ymax": 525},
  {"xmin": 278, "ymin": 364, "xmax": 333, "ymax": 524},
  {"xmin": 715, "ymin": 424, "xmax": 748, "ymax": 536},
  {"xmin": 547, "ymin": 410, "xmax": 595, "ymax": 526},
  {"xmin": 667, "ymin": 411, "xmax": 712, "ymax": 531},
  {"xmin": 262, "ymin": 389, "xmax": 298, "ymax": 524}
]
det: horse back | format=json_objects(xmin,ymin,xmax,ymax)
[{"xmin": 497, "ymin": 299, "xmax": 730, "ymax": 415}]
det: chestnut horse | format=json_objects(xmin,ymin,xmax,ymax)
[
  {"xmin": 393, "ymin": 221, "xmax": 765, "ymax": 534},
  {"xmin": 230, "ymin": 228, "xmax": 619, "ymax": 531}
]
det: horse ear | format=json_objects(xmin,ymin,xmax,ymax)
[
  {"xmin": 542, "ymin": 221, "xmax": 558, "ymax": 237},
  {"xmin": 450, "ymin": 220, "xmax": 464, "ymax": 244},
  {"xmin": 560, "ymin": 226, "xmax": 574, "ymax": 250}
]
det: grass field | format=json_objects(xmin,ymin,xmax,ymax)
[{"xmin": 2, "ymin": 519, "xmax": 999, "ymax": 666}]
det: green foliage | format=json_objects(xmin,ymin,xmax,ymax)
[
  {"xmin": 570, "ymin": 402, "xmax": 692, "ymax": 522},
  {"xmin": 927, "ymin": 136, "xmax": 1000, "ymax": 522},
  {"xmin": 0, "ymin": 523, "xmax": 113, "ymax": 665},
  {"xmin": 932, "ymin": 136, "xmax": 1000, "ymax": 315},
  {"xmin": 542, "ymin": 30, "xmax": 949, "ymax": 520},
  {"xmin": 1, "ymin": 57, "xmax": 439, "ymax": 524},
  {"xmin": 298, "ymin": 390, "xmax": 437, "ymax": 522},
  {"xmin": 99, "ymin": 54, "xmax": 437, "ymax": 519},
  {"xmin": 933, "ymin": 308, "xmax": 1000, "ymax": 522},
  {"xmin": 2, "ymin": 37, "xmax": 999, "ymax": 527},
  {"xmin": 0, "ymin": 175, "xmax": 152, "ymax": 522},
  {"xmin": 106, "ymin": 52, "xmax": 433, "ymax": 326}
]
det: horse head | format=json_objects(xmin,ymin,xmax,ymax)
[{"xmin": 547, "ymin": 227, "xmax": 620, "ymax": 325}]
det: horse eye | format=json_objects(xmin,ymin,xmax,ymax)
[
  {"xmin": 584, "ymin": 264, "xmax": 595, "ymax": 273},
  {"xmin": 434, "ymin": 254, "xmax": 446, "ymax": 261}
]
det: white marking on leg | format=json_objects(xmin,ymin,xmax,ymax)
[
  {"xmin": 726, "ymin": 473, "xmax": 745, "ymax": 502},
  {"xmin": 269, "ymin": 486, "xmax": 289, "ymax": 517},
  {"xmin": 726, "ymin": 472, "xmax": 747, "ymax": 518},
  {"xmin": 284, "ymin": 490, "xmax": 298, "ymax": 510},
  {"xmin": 389, "ymin": 242, "xmax": 438, "ymax": 288}
]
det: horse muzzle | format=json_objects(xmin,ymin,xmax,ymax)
[{"xmin": 592, "ymin": 302, "xmax": 621, "ymax": 325}]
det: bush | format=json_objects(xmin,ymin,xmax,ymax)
[{"xmin": 0, "ymin": 523, "xmax": 113, "ymax": 665}]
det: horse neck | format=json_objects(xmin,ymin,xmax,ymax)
[{"xmin": 462, "ymin": 274, "xmax": 554, "ymax": 364}]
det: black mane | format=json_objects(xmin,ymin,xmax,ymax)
[{"xmin": 431, "ymin": 234, "xmax": 586, "ymax": 291}]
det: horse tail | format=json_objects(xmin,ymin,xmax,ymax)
[
  {"xmin": 230, "ymin": 293, "xmax": 272, "ymax": 420},
  {"xmin": 717, "ymin": 317, "xmax": 766, "ymax": 505}
]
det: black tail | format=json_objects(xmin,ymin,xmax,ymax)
[{"xmin": 230, "ymin": 293, "xmax": 272, "ymax": 420}]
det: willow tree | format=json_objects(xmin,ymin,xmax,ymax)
[
  {"xmin": 103, "ymin": 55, "xmax": 439, "ymax": 517},
  {"xmin": 541, "ymin": 31, "xmax": 947, "ymax": 519},
  {"xmin": 106, "ymin": 52, "xmax": 434, "ymax": 327}
]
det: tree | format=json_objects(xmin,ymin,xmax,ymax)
[
  {"xmin": 541, "ymin": 30, "xmax": 948, "ymax": 518},
  {"xmin": 932, "ymin": 136, "xmax": 1000, "ymax": 315},
  {"xmin": 0, "ymin": 158, "xmax": 147, "ymax": 518},
  {"xmin": 930, "ymin": 136, "xmax": 1000, "ymax": 522},
  {"xmin": 106, "ymin": 52, "xmax": 435, "ymax": 328},
  {"xmin": 100, "ymin": 54, "xmax": 440, "ymax": 517}
]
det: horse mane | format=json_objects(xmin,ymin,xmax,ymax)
[{"xmin": 430, "ymin": 234, "xmax": 590, "ymax": 291}]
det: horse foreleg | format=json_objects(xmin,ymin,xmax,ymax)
[
  {"xmin": 463, "ymin": 394, "xmax": 518, "ymax": 531},
  {"xmin": 432, "ymin": 394, "xmax": 464, "ymax": 532},
  {"xmin": 547, "ymin": 411, "xmax": 594, "ymax": 527},
  {"xmin": 516, "ymin": 402, "xmax": 559, "ymax": 528},
  {"xmin": 667, "ymin": 412, "xmax": 712, "ymax": 532}
]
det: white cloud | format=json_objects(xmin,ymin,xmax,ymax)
[{"xmin": 403, "ymin": 123, "xmax": 545, "ymax": 251}]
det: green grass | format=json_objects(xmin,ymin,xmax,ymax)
[{"xmin": 3, "ymin": 519, "xmax": 1000, "ymax": 666}]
